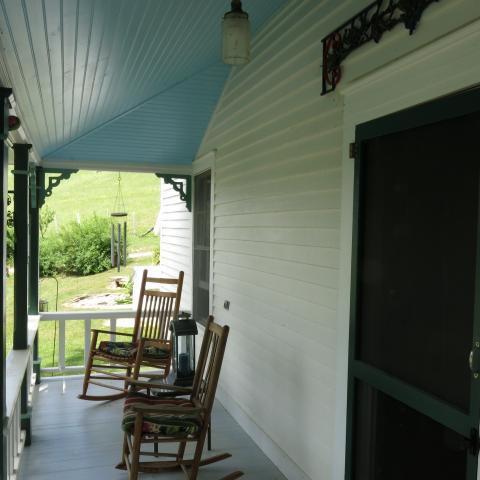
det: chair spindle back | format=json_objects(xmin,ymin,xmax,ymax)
[
  {"xmin": 191, "ymin": 316, "xmax": 229, "ymax": 414},
  {"xmin": 133, "ymin": 270, "xmax": 184, "ymax": 341}
]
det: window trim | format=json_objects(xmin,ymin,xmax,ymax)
[{"xmin": 192, "ymin": 151, "xmax": 215, "ymax": 326}]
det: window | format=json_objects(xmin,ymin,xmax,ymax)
[{"xmin": 193, "ymin": 170, "xmax": 211, "ymax": 325}]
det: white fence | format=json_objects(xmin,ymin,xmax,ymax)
[
  {"xmin": 5, "ymin": 316, "xmax": 38, "ymax": 479},
  {"xmin": 39, "ymin": 310, "xmax": 136, "ymax": 374},
  {"xmin": 4, "ymin": 310, "xmax": 137, "ymax": 478}
]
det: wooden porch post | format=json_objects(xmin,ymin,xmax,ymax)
[
  {"xmin": 0, "ymin": 87, "xmax": 12, "ymax": 480},
  {"xmin": 13, "ymin": 143, "xmax": 30, "ymax": 350},
  {"xmin": 13, "ymin": 143, "xmax": 32, "ymax": 444}
]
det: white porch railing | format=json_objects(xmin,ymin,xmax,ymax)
[
  {"xmin": 5, "ymin": 316, "xmax": 39, "ymax": 479},
  {"xmin": 39, "ymin": 310, "xmax": 136, "ymax": 374}
]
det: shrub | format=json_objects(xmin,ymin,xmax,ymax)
[
  {"xmin": 6, "ymin": 226, "xmax": 14, "ymax": 266},
  {"xmin": 6, "ymin": 195, "xmax": 14, "ymax": 265},
  {"xmin": 152, "ymin": 245, "xmax": 160, "ymax": 265},
  {"xmin": 60, "ymin": 215, "xmax": 112, "ymax": 275},
  {"xmin": 39, "ymin": 236, "xmax": 64, "ymax": 277},
  {"xmin": 39, "ymin": 214, "xmax": 112, "ymax": 277}
]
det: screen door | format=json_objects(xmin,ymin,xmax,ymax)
[{"xmin": 347, "ymin": 90, "xmax": 480, "ymax": 480}]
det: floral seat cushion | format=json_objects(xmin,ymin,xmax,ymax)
[
  {"xmin": 98, "ymin": 341, "xmax": 136, "ymax": 358},
  {"xmin": 122, "ymin": 394, "xmax": 202, "ymax": 437},
  {"xmin": 98, "ymin": 341, "xmax": 170, "ymax": 360}
]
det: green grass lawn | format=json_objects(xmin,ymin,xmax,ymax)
[
  {"xmin": 42, "ymin": 170, "xmax": 161, "ymax": 252},
  {"xmin": 6, "ymin": 170, "xmax": 162, "ymax": 373},
  {"xmin": 7, "ymin": 257, "xmax": 155, "ymax": 371}
]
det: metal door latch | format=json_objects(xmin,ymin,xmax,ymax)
[
  {"xmin": 469, "ymin": 341, "xmax": 480, "ymax": 378},
  {"xmin": 465, "ymin": 429, "xmax": 480, "ymax": 456}
]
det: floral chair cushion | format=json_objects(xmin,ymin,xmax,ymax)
[
  {"xmin": 98, "ymin": 341, "xmax": 170, "ymax": 360},
  {"xmin": 98, "ymin": 341, "xmax": 136, "ymax": 358},
  {"xmin": 122, "ymin": 394, "xmax": 202, "ymax": 437}
]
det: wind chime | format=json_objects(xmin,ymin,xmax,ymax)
[{"xmin": 111, "ymin": 173, "xmax": 127, "ymax": 271}]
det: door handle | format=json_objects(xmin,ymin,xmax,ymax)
[
  {"xmin": 469, "ymin": 341, "xmax": 480, "ymax": 378},
  {"xmin": 464, "ymin": 429, "xmax": 480, "ymax": 456}
]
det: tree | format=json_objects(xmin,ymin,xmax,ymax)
[{"xmin": 40, "ymin": 204, "xmax": 55, "ymax": 239}]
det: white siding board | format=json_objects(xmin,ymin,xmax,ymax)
[
  {"xmin": 209, "ymin": 75, "xmax": 333, "ymax": 147},
  {"xmin": 214, "ymin": 284, "xmax": 337, "ymax": 354},
  {"xmin": 217, "ymin": 147, "xmax": 341, "ymax": 189},
  {"xmin": 215, "ymin": 251, "xmax": 338, "ymax": 289},
  {"xmin": 218, "ymin": 346, "xmax": 334, "ymax": 479},
  {"xmin": 215, "ymin": 239, "xmax": 339, "ymax": 268},
  {"xmin": 159, "ymin": 181, "xmax": 192, "ymax": 312},
  {"xmin": 215, "ymin": 226, "xmax": 339, "ymax": 249},
  {"xmin": 214, "ymin": 262, "xmax": 337, "ymax": 311},
  {"xmin": 216, "ymin": 318, "xmax": 336, "ymax": 397},
  {"xmin": 215, "ymin": 190, "xmax": 341, "ymax": 216},
  {"xmin": 215, "ymin": 210, "xmax": 339, "ymax": 229},
  {"xmin": 159, "ymin": 231, "xmax": 192, "ymax": 246},
  {"xmin": 213, "ymin": 273, "xmax": 336, "ymax": 329},
  {"xmin": 215, "ymin": 173, "xmax": 341, "ymax": 207},
  {"xmin": 214, "ymin": 121, "xmax": 342, "ymax": 170}
]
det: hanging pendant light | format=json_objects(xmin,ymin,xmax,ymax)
[{"xmin": 222, "ymin": 0, "xmax": 251, "ymax": 65}]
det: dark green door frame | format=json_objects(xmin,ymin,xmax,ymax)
[
  {"xmin": 0, "ymin": 87, "xmax": 12, "ymax": 480},
  {"xmin": 345, "ymin": 88, "xmax": 480, "ymax": 479}
]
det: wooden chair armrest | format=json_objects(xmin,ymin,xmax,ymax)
[
  {"xmin": 131, "ymin": 404, "xmax": 205, "ymax": 414},
  {"xmin": 91, "ymin": 329, "xmax": 134, "ymax": 337},
  {"xmin": 127, "ymin": 377, "xmax": 192, "ymax": 393}
]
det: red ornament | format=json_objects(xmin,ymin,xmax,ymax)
[{"xmin": 8, "ymin": 115, "xmax": 20, "ymax": 131}]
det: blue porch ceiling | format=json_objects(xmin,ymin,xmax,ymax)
[{"xmin": 0, "ymin": 0, "xmax": 289, "ymax": 170}]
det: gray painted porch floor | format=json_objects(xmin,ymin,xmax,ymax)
[{"xmin": 18, "ymin": 378, "xmax": 287, "ymax": 480}]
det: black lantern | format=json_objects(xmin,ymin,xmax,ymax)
[{"xmin": 168, "ymin": 312, "xmax": 198, "ymax": 386}]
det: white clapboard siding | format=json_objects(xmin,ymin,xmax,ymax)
[
  {"xmin": 159, "ymin": 181, "xmax": 192, "ymax": 312},
  {"xmin": 196, "ymin": 1, "xmax": 350, "ymax": 477},
  {"xmin": 193, "ymin": 0, "xmax": 480, "ymax": 479},
  {"xmin": 149, "ymin": 1, "xmax": 480, "ymax": 479}
]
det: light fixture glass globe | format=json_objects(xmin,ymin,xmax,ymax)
[{"xmin": 222, "ymin": 2, "xmax": 250, "ymax": 65}]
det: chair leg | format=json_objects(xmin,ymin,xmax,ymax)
[
  {"xmin": 208, "ymin": 420, "xmax": 212, "ymax": 451},
  {"xmin": 78, "ymin": 330, "xmax": 99, "ymax": 399},
  {"xmin": 120, "ymin": 433, "xmax": 129, "ymax": 468},
  {"xmin": 177, "ymin": 440, "xmax": 187, "ymax": 463},
  {"xmin": 80, "ymin": 348, "xmax": 95, "ymax": 397},
  {"xmin": 188, "ymin": 428, "xmax": 209, "ymax": 480},
  {"xmin": 130, "ymin": 415, "xmax": 144, "ymax": 480}
]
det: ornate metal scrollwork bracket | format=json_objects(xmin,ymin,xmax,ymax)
[
  {"xmin": 321, "ymin": 0, "xmax": 439, "ymax": 95},
  {"xmin": 37, "ymin": 167, "xmax": 78, "ymax": 208},
  {"xmin": 155, "ymin": 174, "xmax": 192, "ymax": 212}
]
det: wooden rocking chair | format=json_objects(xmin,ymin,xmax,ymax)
[
  {"xmin": 117, "ymin": 316, "xmax": 243, "ymax": 480},
  {"xmin": 78, "ymin": 269, "xmax": 184, "ymax": 401}
]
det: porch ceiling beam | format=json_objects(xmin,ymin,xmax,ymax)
[{"xmin": 40, "ymin": 159, "xmax": 192, "ymax": 176}]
